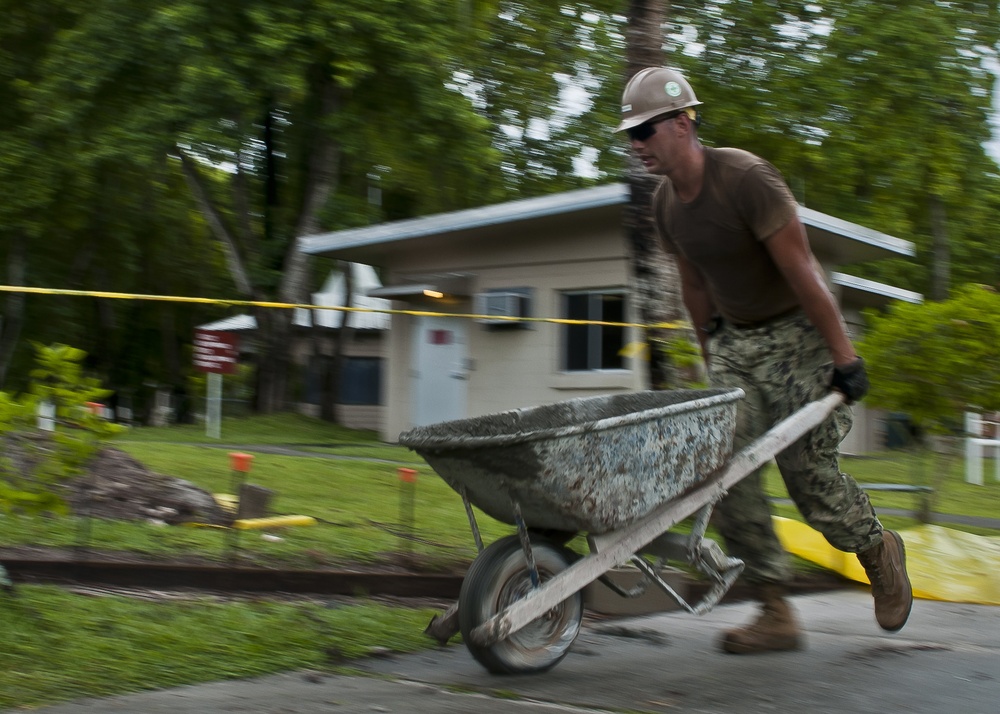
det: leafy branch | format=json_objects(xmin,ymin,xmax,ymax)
[{"xmin": 0, "ymin": 344, "xmax": 124, "ymax": 518}]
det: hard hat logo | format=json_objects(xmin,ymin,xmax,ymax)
[{"xmin": 665, "ymin": 82, "xmax": 682, "ymax": 97}]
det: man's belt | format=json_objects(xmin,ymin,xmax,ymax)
[{"xmin": 724, "ymin": 307, "xmax": 803, "ymax": 331}]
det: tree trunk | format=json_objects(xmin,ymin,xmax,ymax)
[
  {"xmin": 93, "ymin": 263, "xmax": 117, "ymax": 379},
  {"xmin": 929, "ymin": 194, "xmax": 950, "ymax": 301},
  {"xmin": 177, "ymin": 150, "xmax": 255, "ymax": 298},
  {"xmin": 283, "ymin": 78, "xmax": 341, "ymax": 305},
  {"xmin": 332, "ymin": 261, "xmax": 355, "ymax": 423},
  {"xmin": 316, "ymin": 347, "xmax": 336, "ymax": 422},
  {"xmin": 176, "ymin": 72, "xmax": 341, "ymax": 415},
  {"xmin": 626, "ymin": 0, "xmax": 668, "ymax": 73},
  {"xmin": 294, "ymin": 78, "xmax": 344, "ymax": 420},
  {"xmin": 253, "ymin": 307, "xmax": 291, "ymax": 413},
  {"xmin": 0, "ymin": 233, "xmax": 27, "ymax": 387},
  {"xmin": 623, "ymin": 0, "xmax": 687, "ymax": 389},
  {"xmin": 314, "ymin": 261, "xmax": 355, "ymax": 423},
  {"xmin": 178, "ymin": 146, "xmax": 290, "ymax": 413}
]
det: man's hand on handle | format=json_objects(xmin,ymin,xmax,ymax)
[{"xmin": 831, "ymin": 357, "xmax": 869, "ymax": 403}]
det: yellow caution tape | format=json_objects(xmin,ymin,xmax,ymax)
[
  {"xmin": 0, "ymin": 284, "xmax": 687, "ymax": 331},
  {"xmin": 774, "ymin": 516, "xmax": 1000, "ymax": 605}
]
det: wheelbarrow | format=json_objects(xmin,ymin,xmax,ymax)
[{"xmin": 399, "ymin": 388, "xmax": 844, "ymax": 674}]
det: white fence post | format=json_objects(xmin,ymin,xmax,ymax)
[
  {"xmin": 37, "ymin": 400, "xmax": 55, "ymax": 431},
  {"xmin": 965, "ymin": 411, "xmax": 1000, "ymax": 485}
]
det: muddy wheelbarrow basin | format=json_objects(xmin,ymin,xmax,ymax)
[{"xmin": 399, "ymin": 388, "xmax": 743, "ymax": 535}]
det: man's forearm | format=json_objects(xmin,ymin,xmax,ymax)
[
  {"xmin": 765, "ymin": 218, "xmax": 858, "ymax": 367},
  {"xmin": 796, "ymin": 278, "xmax": 857, "ymax": 366},
  {"xmin": 676, "ymin": 257, "xmax": 716, "ymax": 360},
  {"xmin": 681, "ymin": 287, "xmax": 717, "ymax": 362}
]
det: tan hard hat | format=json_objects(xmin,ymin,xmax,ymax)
[{"xmin": 614, "ymin": 67, "xmax": 702, "ymax": 132}]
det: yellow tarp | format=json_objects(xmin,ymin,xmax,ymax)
[{"xmin": 773, "ymin": 517, "xmax": 1000, "ymax": 605}]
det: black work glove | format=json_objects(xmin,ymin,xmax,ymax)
[{"xmin": 831, "ymin": 358, "xmax": 870, "ymax": 403}]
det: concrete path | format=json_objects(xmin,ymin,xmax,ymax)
[{"xmin": 27, "ymin": 587, "xmax": 999, "ymax": 714}]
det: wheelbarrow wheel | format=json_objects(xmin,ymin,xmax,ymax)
[{"xmin": 458, "ymin": 534, "xmax": 582, "ymax": 674}]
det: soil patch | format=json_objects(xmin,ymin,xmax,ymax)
[{"xmin": 65, "ymin": 446, "xmax": 230, "ymax": 525}]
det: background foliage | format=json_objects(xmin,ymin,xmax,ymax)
[
  {"xmin": 1, "ymin": 344, "xmax": 124, "ymax": 515},
  {"xmin": 860, "ymin": 284, "xmax": 1000, "ymax": 431},
  {"xmin": 1, "ymin": 0, "xmax": 998, "ymax": 418}
]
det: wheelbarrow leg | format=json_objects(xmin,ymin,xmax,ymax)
[
  {"xmin": 425, "ymin": 601, "xmax": 461, "ymax": 644},
  {"xmin": 512, "ymin": 501, "xmax": 540, "ymax": 588},
  {"xmin": 424, "ymin": 486, "xmax": 483, "ymax": 646},
  {"xmin": 459, "ymin": 486, "xmax": 485, "ymax": 554},
  {"xmin": 638, "ymin": 503, "xmax": 745, "ymax": 614},
  {"xmin": 424, "ymin": 486, "xmax": 484, "ymax": 645},
  {"xmin": 425, "ymin": 498, "xmax": 543, "ymax": 645}
]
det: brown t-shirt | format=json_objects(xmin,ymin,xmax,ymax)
[{"xmin": 653, "ymin": 147, "xmax": 800, "ymax": 325}]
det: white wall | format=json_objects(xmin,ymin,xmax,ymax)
[{"xmin": 378, "ymin": 208, "xmax": 650, "ymax": 441}]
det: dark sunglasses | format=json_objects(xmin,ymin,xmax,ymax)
[{"xmin": 625, "ymin": 112, "xmax": 681, "ymax": 142}]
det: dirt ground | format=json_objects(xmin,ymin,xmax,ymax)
[{"xmin": 65, "ymin": 446, "xmax": 230, "ymax": 525}]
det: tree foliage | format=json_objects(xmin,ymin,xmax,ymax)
[
  {"xmin": 2, "ymin": 1, "xmax": 999, "ymax": 419},
  {"xmin": 0, "ymin": 344, "xmax": 123, "ymax": 517},
  {"xmin": 859, "ymin": 284, "xmax": 1000, "ymax": 431},
  {"xmin": 0, "ymin": 1, "xmax": 231, "ymax": 416},
  {"xmin": 653, "ymin": 1, "xmax": 1000, "ymax": 298},
  {"xmin": 2, "ymin": 0, "xmax": 631, "ymax": 413}
]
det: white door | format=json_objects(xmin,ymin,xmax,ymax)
[{"xmin": 410, "ymin": 316, "xmax": 469, "ymax": 427}]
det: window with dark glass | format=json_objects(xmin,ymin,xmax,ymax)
[
  {"xmin": 339, "ymin": 357, "xmax": 382, "ymax": 405},
  {"xmin": 304, "ymin": 356, "xmax": 382, "ymax": 406},
  {"xmin": 562, "ymin": 290, "xmax": 627, "ymax": 371}
]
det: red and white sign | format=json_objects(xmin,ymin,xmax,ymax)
[{"xmin": 193, "ymin": 329, "xmax": 240, "ymax": 375}]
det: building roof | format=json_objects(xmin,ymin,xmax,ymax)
[
  {"xmin": 299, "ymin": 184, "xmax": 628, "ymax": 258},
  {"xmin": 798, "ymin": 206, "xmax": 914, "ymax": 264},
  {"xmin": 198, "ymin": 314, "xmax": 258, "ymax": 332},
  {"xmin": 298, "ymin": 182, "xmax": 914, "ymax": 266},
  {"xmin": 832, "ymin": 271, "xmax": 923, "ymax": 311}
]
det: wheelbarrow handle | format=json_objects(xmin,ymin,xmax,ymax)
[{"xmin": 717, "ymin": 391, "xmax": 846, "ymax": 492}]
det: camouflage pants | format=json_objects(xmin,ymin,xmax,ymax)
[{"xmin": 707, "ymin": 311, "xmax": 883, "ymax": 584}]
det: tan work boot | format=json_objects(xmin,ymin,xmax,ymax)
[
  {"xmin": 857, "ymin": 530, "xmax": 913, "ymax": 632},
  {"xmin": 720, "ymin": 584, "xmax": 803, "ymax": 654}
]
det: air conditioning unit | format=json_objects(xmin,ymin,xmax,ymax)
[{"xmin": 475, "ymin": 292, "xmax": 529, "ymax": 325}]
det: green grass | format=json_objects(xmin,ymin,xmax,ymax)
[
  {"xmin": 0, "ymin": 441, "xmax": 514, "ymax": 569},
  {"xmin": 297, "ymin": 443, "xmax": 427, "ymax": 464},
  {"xmin": 0, "ymin": 413, "xmax": 504, "ymax": 708},
  {"xmin": 114, "ymin": 412, "xmax": 379, "ymax": 446},
  {"xmin": 2, "ymin": 412, "xmax": 998, "ymax": 708},
  {"xmin": 762, "ymin": 450, "xmax": 1000, "ymax": 531},
  {"xmin": 0, "ymin": 585, "xmax": 434, "ymax": 710}
]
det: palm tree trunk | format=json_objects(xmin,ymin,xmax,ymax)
[
  {"xmin": 0, "ymin": 234, "xmax": 26, "ymax": 387},
  {"xmin": 929, "ymin": 194, "xmax": 950, "ymax": 301},
  {"xmin": 623, "ymin": 0, "xmax": 687, "ymax": 389}
]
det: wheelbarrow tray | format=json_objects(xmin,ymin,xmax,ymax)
[{"xmin": 399, "ymin": 388, "xmax": 743, "ymax": 534}]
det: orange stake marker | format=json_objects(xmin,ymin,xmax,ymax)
[
  {"xmin": 229, "ymin": 452, "xmax": 255, "ymax": 473},
  {"xmin": 398, "ymin": 467, "xmax": 418, "ymax": 483}
]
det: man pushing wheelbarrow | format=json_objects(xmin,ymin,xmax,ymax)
[{"xmin": 615, "ymin": 66, "xmax": 912, "ymax": 653}]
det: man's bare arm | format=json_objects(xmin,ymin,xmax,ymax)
[
  {"xmin": 675, "ymin": 252, "xmax": 716, "ymax": 361},
  {"xmin": 764, "ymin": 216, "xmax": 858, "ymax": 366}
]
